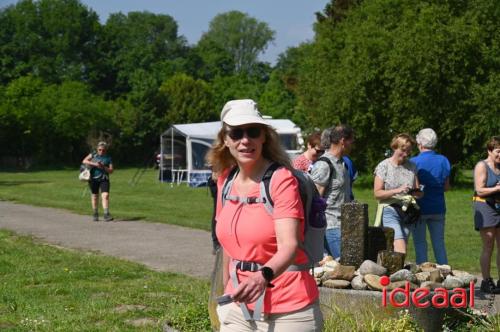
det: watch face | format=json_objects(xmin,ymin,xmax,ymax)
[{"xmin": 261, "ymin": 267, "xmax": 274, "ymax": 281}]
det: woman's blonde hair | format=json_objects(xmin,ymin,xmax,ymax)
[
  {"xmin": 390, "ymin": 133, "xmax": 415, "ymax": 151},
  {"xmin": 206, "ymin": 125, "xmax": 292, "ymax": 174}
]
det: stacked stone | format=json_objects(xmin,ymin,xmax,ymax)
[
  {"xmin": 315, "ymin": 201, "xmax": 477, "ymax": 291},
  {"xmin": 313, "ymin": 260, "xmax": 477, "ymax": 291}
]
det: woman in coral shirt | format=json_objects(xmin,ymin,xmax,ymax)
[{"xmin": 206, "ymin": 99, "xmax": 322, "ymax": 331}]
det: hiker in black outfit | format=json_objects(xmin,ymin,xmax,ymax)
[{"xmin": 82, "ymin": 142, "xmax": 114, "ymax": 222}]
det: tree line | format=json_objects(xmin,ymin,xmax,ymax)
[{"xmin": 0, "ymin": 0, "xmax": 498, "ymax": 174}]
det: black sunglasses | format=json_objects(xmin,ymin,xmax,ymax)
[
  {"xmin": 227, "ymin": 126, "xmax": 262, "ymax": 140},
  {"xmin": 314, "ymin": 148, "xmax": 325, "ymax": 154}
]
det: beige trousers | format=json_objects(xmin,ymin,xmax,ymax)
[{"xmin": 217, "ymin": 300, "xmax": 323, "ymax": 332}]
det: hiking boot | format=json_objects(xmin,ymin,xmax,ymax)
[
  {"xmin": 92, "ymin": 213, "xmax": 99, "ymax": 222},
  {"xmin": 103, "ymin": 213, "xmax": 113, "ymax": 222},
  {"xmin": 480, "ymin": 278, "xmax": 500, "ymax": 294}
]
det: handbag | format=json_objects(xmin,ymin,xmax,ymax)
[
  {"xmin": 79, "ymin": 167, "xmax": 91, "ymax": 182},
  {"xmin": 390, "ymin": 203, "xmax": 420, "ymax": 225}
]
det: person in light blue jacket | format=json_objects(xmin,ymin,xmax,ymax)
[{"xmin": 410, "ymin": 128, "xmax": 450, "ymax": 265}]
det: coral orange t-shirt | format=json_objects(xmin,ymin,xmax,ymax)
[{"xmin": 215, "ymin": 167, "xmax": 319, "ymax": 314}]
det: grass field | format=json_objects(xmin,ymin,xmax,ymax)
[
  {"xmin": 0, "ymin": 229, "xmax": 210, "ymax": 332},
  {"xmin": 0, "ymin": 168, "xmax": 494, "ymax": 274}
]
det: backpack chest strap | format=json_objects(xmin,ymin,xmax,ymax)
[
  {"xmin": 224, "ymin": 194, "xmax": 267, "ymax": 205},
  {"xmin": 221, "ymin": 163, "xmax": 280, "ymax": 216}
]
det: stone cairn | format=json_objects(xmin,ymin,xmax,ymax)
[{"xmin": 313, "ymin": 201, "xmax": 477, "ymax": 291}]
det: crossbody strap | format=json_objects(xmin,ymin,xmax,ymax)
[{"xmin": 316, "ymin": 156, "xmax": 335, "ymax": 194}]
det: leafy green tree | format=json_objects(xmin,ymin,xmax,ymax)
[
  {"xmin": 260, "ymin": 43, "xmax": 316, "ymax": 124},
  {"xmin": 0, "ymin": 76, "xmax": 47, "ymax": 164},
  {"xmin": 259, "ymin": 71, "xmax": 296, "ymax": 120},
  {"xmin": 298, "ymin": 0, "xmax": 500, "ymax": 170},
  {"xmin": 0, "ymin": 76, "xmax": 111, "ymax": 165},
  {"xmin": 315, "ymin": 0, "xmax": 362, "ymax": 25},
  {"xmin": 0, "ymin": 0, "xmax": 101, "ymax": 84},
  {"xmin": 193, "ymin": 40, "xmax": 235, "ymax": 80},
  {"xmin": 198, "ymin": 11, "xmax": 275, "ymax": 74},
  {"xmin": 158, "ymin": 73, "xmax": 216, "ymax": 125},
  {"xmin": 99, "ymin": 11, "xmax": 188, "ymax": 97},
  {"xmin": 209, "ymin": 74, "xmax": 267, "ymax": 113},
  {"xmin": 96, "ymin": 11, "xmax": 193, "ymax": 162}
]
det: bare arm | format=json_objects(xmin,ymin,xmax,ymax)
[
  {"xmin": 231, "ymin": 218, "xmax": 299, "ymax": 304},
  {"xmin": 82, "ymin": 154, "xmax": 97, "ymax": 167},
  {"xmin": 315, "ymin": 183, "xmax": 326, "ymax": 196},
  {"xmin": 373, "ymin": 175, "xmax": 409, "ymax": 200},
  {"xmin": 412, "ymin": 176, "xmax": 424, "ymax": 199},
  {"xmin": 105, "ymin": 163, "xmax": 114, "ymax": 174},
  {"xmin": 262, "ymin": 218, "xmax": 299, "ymax": 277},
  {"xmin": 444, "ymin": 177, "xmax": 450, "ymax": 192},
  {"xmin": 474, "ymin": 162, "xmax": 500, "ymax": 197}
]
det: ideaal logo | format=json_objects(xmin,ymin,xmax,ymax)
[{"xmin": 380, "ymin": 276, "xmax": 475, "ymax": 308}]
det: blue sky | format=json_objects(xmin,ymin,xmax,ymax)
[{"xmin": 0, "ymin": 0, "xmax": 330, "ymax": 64}]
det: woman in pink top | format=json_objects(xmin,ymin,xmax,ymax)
[
  {"xmin": 292, "ymin": 131, "xmax": 324, "ymax": 173},
  {"xmin": 206, "ymin": 99, "xmax": 322, "ymax": 331}
]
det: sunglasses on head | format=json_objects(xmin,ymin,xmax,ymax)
[{"xmin": 227, "ymin": 126, "xmax": 262, "ymax": 140}]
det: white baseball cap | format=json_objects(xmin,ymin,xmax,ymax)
[{"xmin": 220, "ymin": 99, "xmax": 268, "ymax": 126}]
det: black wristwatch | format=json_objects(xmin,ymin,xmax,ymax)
[{"xmin": 260, "ymin": 266, "xmax": 275, "ymax": 288}]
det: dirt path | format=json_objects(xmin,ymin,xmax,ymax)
[{"xmin": 0, "ymin": 201, "xmax": 214, "ymax": 279}]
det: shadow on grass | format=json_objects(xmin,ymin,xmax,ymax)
[
  {"xmin": 0, "ymin": 180, "xmax": 49, "ymax": 186},
  {"xmin": 119, "ymin": 217, "xmax": 145, "ymax": 221}
]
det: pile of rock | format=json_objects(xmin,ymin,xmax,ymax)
[{"xmin": 312, "ymin": 260, "xmax": 477, "ymax": 291}]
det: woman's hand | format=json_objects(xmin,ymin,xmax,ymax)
[
  {"xmin": 394, "ymin": 185, "xmax": 410, "ymax": 195},
  {"xmin": 374, "ymin": 176, "xmax": 410, "ymax": 200},
  {"xmin": 231, "ymin": 271, "xmax": 267, "ymax": 304}
]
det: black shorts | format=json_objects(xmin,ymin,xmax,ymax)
[{"xmin": 89, "ymin": 179, "xmax": 110, "ymax": 194}]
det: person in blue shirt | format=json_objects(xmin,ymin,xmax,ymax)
[
  {"xmin": 82, "ymin": 142, "xmax": 114, "ymax": 222},
  {"xmin": 343, "ymin": 156, "xmax": 357, "ymax": 200},
  {"xmin": 410, "ymin": 128, "xmax": 450, "ymax": 264}
]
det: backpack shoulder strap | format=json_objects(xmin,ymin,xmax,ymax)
[
  {"xmin": 260, "ymin": 163, "xmax": 282, "ymax": 214},
  {"xmin": 221, "ymin": 167, "xmax": 239, "ymax": 207},
  {"xmin": 316, "ymin": 156, "xmax": 335, "ymax": 185}
]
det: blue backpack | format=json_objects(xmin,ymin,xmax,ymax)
[{"xmin": 221, "ymin": 163, "xmax": 327, "ymax": 268}]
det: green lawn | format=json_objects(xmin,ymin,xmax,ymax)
[
  {"xmin": 0, "ymin": 229, "xmax": 210, "ymax": 332},
  {"xmin": 0, "ymin": 168, "xmax": 492, "ymax": 274}
]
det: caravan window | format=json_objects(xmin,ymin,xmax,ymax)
[
  {"xmin": 161, "ymin": 136, "xmax": 187, "ymax": 169},
  {"xmin": 191, "ymin": 139, "xmax": 212, "ymax": 170},
  {"xmin": 279, "ymin": 134, "xmax": 299, "ymax": 151}
]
